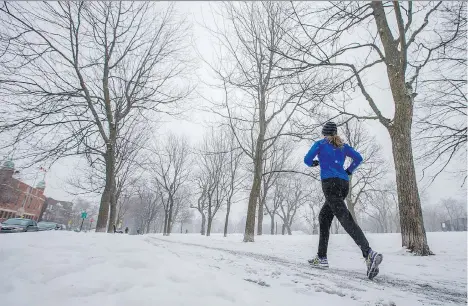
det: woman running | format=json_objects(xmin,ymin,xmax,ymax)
[{"xmin": 304, "ymin": 121, "xmax": 383, "ymax": 280}]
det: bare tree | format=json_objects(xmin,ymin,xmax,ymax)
[
  {"xmin": 276, "ymin": 175, "xmax": 309, "ymax": 235},
  {"xmin": 415, "ymin": 2, "xmax": 467, "ymax": 185},
  {"xmin": 276, "ymin": 1, "xmax": 465, "ymax": 254},
  {"xmin": 135, "ymin": 183, "xmax": 161, "ymax": 234},
  {"xmin": 205, "ymin": 2, "xmax": 332, "ymax": 242},
  {"xmin": 124, "ymin": 182, "xmax": 163, "ymax": 234},
  {"xmin": 176, "ymin": 203, "xmax": 192, "ymax": 234},
  {"xmin": 258, "ymin": 139, "xmax": 293, "ymax": 235},
  {"xmin": 196, "ymin": 128, "xmax": 243, "ymax": 236},
  {"xmin": 150, "ymin": 134, "xmax": 191, "ymax": 236},
  {"xmin": 422, "ymin": 203, "xmax": 444, "ymax": 232},
  {"xmin": 192, "ymin": 176, "xmax": 208, "ymax": 235},
  {"xmin": 265, "ymin": 178, "xmax": 285, "ymax": 235},
  {"xmin": 440, "ymin": 198, "xmax": 467, "ymax": 226},
  {"xmin": 362, "ymin": 186, "xmax": 400, "ymax": 234},
  {"xmin": 0, "ymin": 2, "xmax": 190, "ymax": 232},
  {"xmin": 195, "ymin": 131, "xmax": 224, "ymax": 236},
  {"xmin": 421, "ymin": 197, "xmax": 466, "ymax": 232},
  {"xmin": 170, "ymin": 185, "xmax": 191, "ymax": 233},
  {"xmin": 115, "ymin": 185, "xmax": 134, "ymax": 228},
  {"xmin": 302, "ymin": 182, "xmax": 325, "ymax": 235},
  {"xmin": 223, "ymin": 132, "xmax": 244, "ymax": 237},
  {"xmin": 66, "ymin": 121, "xmax": 149, "ymax": 230}
]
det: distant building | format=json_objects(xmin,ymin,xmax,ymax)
[
  {"xmin": 0, "ymin": 160, "xmax": 46, "ymax": 221},
  {"xmin": 441, "ymin": 218, "xmax": 467, "ymax": 232},
  {"xmin": 41, "ymin": 197, "xmax": 73, "ymax": 225}
]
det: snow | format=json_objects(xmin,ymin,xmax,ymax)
[{"xmin": 0, "ymin": 231, "xmax": 466, "ymax": 306}]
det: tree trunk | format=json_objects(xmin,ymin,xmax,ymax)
[
  {"xmin": 244, "ymin": 169, "xmax": 262, "ymax": 241},
  {"xmin": 207, "ymin": 217, "xmax": 213, "ymax": 236},
  {"xmin": 224, "ymin": 203, "xmax": 231, "ymax": 237},
  {"xmin": 96, "ymin": 148, "xmax": 115, "ymax": 233},
  {"xmin": 287, "ymin": 223, "xmax": 292, "ymax": 235},
  {"xmin": 386, "ymin": 47, "xmax": 431, "ymax": 254},
  {"xmin": 244, "ymin": 89, "xmax": 266, "ymax": 242},
  {"xmin": 257, "ymin": 200, "xmax": 263, "ymax": 235},
  {"xmin": 100, "ymin": 45, "xmax": 116, "ymax": 234},
  {"xmin": 146, "ymin": 221, "xmax": 151, "ymax": 234},
  {"xmin": 257, "ymin": 193, "xmax": 265, "ymax": 235},
  {"xmin": 163, "ymin": 211, "xmax": 169, "ymax": 236},
  {"xmin": 200, "ymin": 213, "xmax": 206, "ymax": 235},
  {"xmin": 107, "ymin": 180, "xmax": 117, "ymax": 233},
  {"xmin": 389, "ymin": 129, "xmax": 432, "ymax": 255},
  {"xmin": 166, "ymin": 199, "xmax": 174, "ymax": 236},
  {"xmin": 372, "ymin": 0, "xmax": 432, "ymax": 256},
  {"xmin": 281, "ymin": 224, "xmax": 286, "ymax": 235},
  {"xmin": 96, "ymin": 187, "xmax": 110, "ymax": 232},
  {"xmin": 207, "ymin": 196, "xmax": 213, "ymax": 237},
  {"xmin": 270, "ymin": 215, "xmax": 275, "ymax": 235}
]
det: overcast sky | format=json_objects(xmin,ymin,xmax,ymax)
[{"xmin": 5, "ymin": 2, "xmax": 466, "ymax": 221}]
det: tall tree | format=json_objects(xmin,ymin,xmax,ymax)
[
  {"xmin": 66, "ymin": 121, "xmax": 148, "ymax": 230},
  {"xmin": 207, "ymin": 2, "xmax": 331, "ymax": 242},
  {"xmin": 170, "ymin": 186, "xmax": 191, "ymax": 233},
  {"xmin": 278, "ymin": 1, "xmax": 464, "ymax": 254},
  {"xmin": 196, "ymin": 129, "xmax": 226, "ymax": 236},
  {"xmin": 0, "ymin": 2, "xmax": 190, "ymax": 232},
  {"xmin": 150, "ymin": 134, "xmax": 191, "ymax": 236}
]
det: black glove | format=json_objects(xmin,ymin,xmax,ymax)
[
  {"xmin": 345, "ymin": 169, "xmax": 352, "ymax": 176},
  {"xmin": 311, "ymin": 160, "xmax": 319, "ymax": 167}
]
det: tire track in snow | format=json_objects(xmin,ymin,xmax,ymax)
[{"xmin": 146, "ymin": 236, "xmax": 467, "ymax": 305}]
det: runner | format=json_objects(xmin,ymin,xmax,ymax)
[{"xmin": 304, "ymin": 121, "xmax": 383, "ymax": 280}]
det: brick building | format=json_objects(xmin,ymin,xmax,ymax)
[
  {"xmin": 0, "ymin": 160, "xmax": 46, "ymax": 222},
  {"xmin": 41, "ymin": 197, "xmax": 73, "ymax": 225}
]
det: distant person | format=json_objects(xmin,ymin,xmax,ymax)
[
  {"xmin": 185, "ymin": 229, "xmax": 188, "ymax": 234},
  {"xmin": 304, "ymin": 121, "xmax": 383, "ymax": 280},
  {"xmin": 137, "ymin": 229, "xmax": 140, "ymax": 235},
  {"xmin": 125, "ymin": 227, "xmax": 129, "ymax": 234},
  {"xmin": 113, "ymin": 224, "xmax": 116, "ymax": 233}
]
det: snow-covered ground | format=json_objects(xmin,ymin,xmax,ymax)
[{"xmin": 0, "ymin": 231, "xmax": 466, "ymax": 306}]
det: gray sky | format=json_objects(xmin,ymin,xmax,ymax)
[{"xmin": 8, "ymin": 2, "xmax": 466, "ymax": 221}]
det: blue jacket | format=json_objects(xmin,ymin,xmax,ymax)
[{"xmin": 304, "ymin": 139, "xmax": 363, "ymax": 181}]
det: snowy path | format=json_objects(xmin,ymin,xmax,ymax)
[
  {"xmin": 1, "ymin": 231, "xmax": 466, "ymax": 306},
  {"xmin": 146, "ymin": 236, "xmax": 467, "ymax": 306}
]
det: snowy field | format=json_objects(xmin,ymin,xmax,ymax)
[{"xmin": 0, "ymin": 231, "xmax": 466, "ymax": 306}]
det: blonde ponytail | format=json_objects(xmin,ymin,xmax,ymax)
[{"xmin": 326, "ymin": 135, "xmax": 344, "ymax": 148}]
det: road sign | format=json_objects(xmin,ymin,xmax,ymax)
[{"xmin": 81, "ymin": 212, "xmax": 87, "ymax": 219}]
